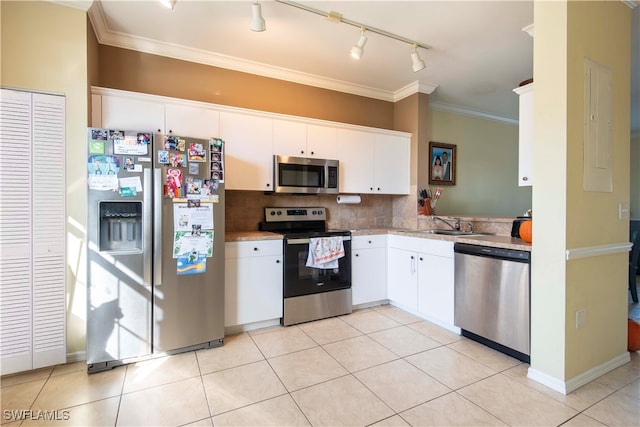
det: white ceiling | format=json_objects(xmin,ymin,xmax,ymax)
[{"xmin": 87, "ymin": 0, "xmax": 638, "ymax": 130}]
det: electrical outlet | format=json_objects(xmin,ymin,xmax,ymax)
[
  {"xmin": 619, "ymin": 203, "xmax": 630, "ymax": 219},
  {"xmin": 576, "ymin": 309, "xmax": 586, "ymax": 328}
]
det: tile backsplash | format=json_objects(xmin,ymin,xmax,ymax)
[
  {"xmin": 225, "ymin": 189, "xmax": 513, "ymax": 235},
  {"xmin": 225, "ymin": 191, "xmax": 405, "ymax": 231}
]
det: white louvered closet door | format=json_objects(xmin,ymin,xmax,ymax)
[{"xmin": 0, "ymin": 89, "xmax": 66, "ymax": 375}]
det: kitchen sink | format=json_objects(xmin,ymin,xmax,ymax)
[{"xmin": 418, "ymin": 229, "xmax": 489, "ymax": 236}]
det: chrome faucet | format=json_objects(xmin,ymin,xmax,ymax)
[{"xmin": 432, "ymin": 216, "xmax": 460, "ymax": 231}]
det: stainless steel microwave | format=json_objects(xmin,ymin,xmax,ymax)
[{"xmin": 273, "ymin": 155, "xmax": 339, "ymax": 194}]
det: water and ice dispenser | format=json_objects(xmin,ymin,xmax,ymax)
[{"xmin": 99, "ymin": 202, "xmax": 142, "ymax": 252}]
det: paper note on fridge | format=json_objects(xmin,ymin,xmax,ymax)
[
  {"xmin": 119, "ymin": 176, "xmax": 143, "ymax": 192},
  {"xmin": 173, "ymin": 203, "xmax": 213, "ymax": 231},
  {"xmin": 173, "ymin": 230, "xmax": 213, "ymax": 258}
]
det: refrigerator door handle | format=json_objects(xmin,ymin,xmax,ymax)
[
  {"xmin": 154, "ymin": 168, "xmax": 163, "ymax": 286},
  {"xmin": 143, "ymin": 168, "xmax": 152, "ymax": 288}
]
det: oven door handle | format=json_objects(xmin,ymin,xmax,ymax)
[{"xmin": 286, "ymin": 236, "xmax": 351, "ymax": 245}]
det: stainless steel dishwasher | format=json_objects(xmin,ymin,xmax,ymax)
[{"xmin": 454, "ymin": 243, "xmax": 531, "ymax": 362}]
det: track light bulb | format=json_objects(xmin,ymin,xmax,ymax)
[
  {"xmin": 350, "ymin": 28, "xmax": 367, "ymax": 59},
  {"xmin": 251, "ymin": 2, "xmax": 266, "ymax": 32},
  {"xmin": 411, "ymin": 44, "xmax": 426, "ymax": 72}
]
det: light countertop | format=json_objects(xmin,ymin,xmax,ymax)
[{"xmin": 226, "ymin": 228, "xmax": 531, "ymax": 251}]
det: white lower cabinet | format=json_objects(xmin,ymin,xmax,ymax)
[
  {"xmin": 387, "ymin": 246, "xmax": 419, "ymax": 312},
  {"xmin": 351, "ymin": 235, "xmax": 387, "ymax": 306},
  {"xmin": 387, "ymin": 235, "xmax": 455, "ymax": 328},
  {"xmin": 224, "ymin": 240, "xmax": 283, "ymax": 327}
]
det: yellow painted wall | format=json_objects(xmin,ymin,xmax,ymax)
[
  {"xmin": 1, "ymin": 1, "xmax": 88, "ymax": 358},
  {"xmin": 531, "ymin": 0, "xmax": 630, "ymax": 384},
  {"xmin": 425, "ymin": 109, "xmax": 531, "ymax": 217}
]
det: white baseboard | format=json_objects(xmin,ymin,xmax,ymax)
[{"xmin": 527, "ymin": 351, "xmax": 631, "ymax": 394}]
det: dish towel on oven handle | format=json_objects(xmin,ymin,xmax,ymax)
[{"xmin": 306, "ymin": 236, "xmax": 345, "ymax": 269}]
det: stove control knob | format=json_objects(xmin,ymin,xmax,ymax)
[
  {"xmin": 276, "ymin": 210, "xmax": 282, "ymax": 216},
  {"xmin": 269, "ymin": 210, "xmax": 276, "ymax": 216},
  {"xmin": 317, "ymin": 209, "xmax": 323, "ymax": 215}
]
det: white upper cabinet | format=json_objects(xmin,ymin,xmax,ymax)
[
  {"xmin": 273, "ymin": 119, "xmax": 307, "ymax": 157},
  {"xmin": 92, "ymin": 88, "xmax": 411, "ymax": 193},
  {"xmin": 165, "ymin": 103, "xmax": 219, "ymax": 140},
  {"xmin": 337, "ymin": 128, "xmax": 410, "ymax": 194},
  {"xmin": 374, "ymin": 133, "xmax": 410, "ymax": 194},
  {"xmin": 306, "ymin": 124, "xmax": 337, "ymax": 159},
  {"xmin": 273, "ymin": 120, "xmax": 337, "ymax": 159},
  {"xmin": 220, "ymin": 111, "xmax": 274, "ymax": 191},
  {"xmin": 514, "ymin": 83, "xmax": 533, "ymax": 186},
  {"xmin": 99, "ymin": 94, "xmax": 165, "ymax": 132},
  {"xmin": 337, "ymin": 128, "xmax": 375, "ymax": 194}
]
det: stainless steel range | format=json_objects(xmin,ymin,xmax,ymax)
[{"xmin": 259, "ymin": 207, "xmax": 352, "ymax": 326}]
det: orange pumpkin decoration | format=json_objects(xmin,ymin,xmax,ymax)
[{"xmin": 519, "ymin": 220, "xmax": 532, "ymax": 243}]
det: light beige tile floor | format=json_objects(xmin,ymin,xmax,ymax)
[{"xmin": 2, "ymin": 304, "xmax": 639, "ymax": 427}]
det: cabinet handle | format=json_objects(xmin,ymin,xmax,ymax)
[
  {"xmin": 157, "ymin": 129, "xmax": 161, "ymax": 133},
  {"xmin": 522, "ymin": 176, "xmax": 529, "ymax": 181},
  {"xmin": 301, "ymin": 150, "xmax": 304, "ymax": 154},
  {"xmin": 169, "ymin": 129, "xmax": 173, "ymax": 134},
  {"xmin": 276, "ymin": 259, "xmax": 280, "ymax": 263},
  {"xmin": 370, "ymin": 187, "xmax": 374, "ymax": 191},
  {"xmin": 310, "ymin": 151, "xmax": 314, "ymax": 155},
  {"xmin": 355, "ymin": 254, "xmax": 359, "ymax": 257},
  {"xmin": 368, "ymin": 240, "xmax": 372, "ymax": 244},
  {"xmin": 253, "ymin": 247, "xmax": 259, "ymax": 251},
  {"xmin": 419, "ymin": 257, "xmax": 423, "ymax": 261},
  {"xmin": 266, "ymin": 183, "xmax": 270, "ymax": 187},
  {"xmin": 377, "ymin": 187, "xmax": 381, "ymax": 191}
]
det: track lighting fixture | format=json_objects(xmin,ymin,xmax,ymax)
[
  {"xmin": 159, "ymin": 0, "xmax": 177, "ymax": 10},
  {"xmin": 411, "ymin": 43, "xmax": 426, "ymax": 72},
  {"xmin": 350, "ymin": 27, "xmax": 368, "ymax": 59},
  {"xmin": 251, "ymin": 2, "xmax": 266, "ymax": 32},
  {"xmin": 271, "ymin": 1, "xmax": 430, "ymax": 72}
]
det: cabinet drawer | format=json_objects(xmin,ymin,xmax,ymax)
[
  {"xmin": 388, "ymin": 235, "xmax": 453, "ymax": 258},
  {"xmin": 226, "ymin": 240, "xmax": 282, "ymax": 258},
  {"xmin": 352, "ymin": 234, "xmax": 387, "ymax": 249}
]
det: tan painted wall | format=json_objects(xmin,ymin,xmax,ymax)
[
  {"xmin": 532, "ymin": 0, "xmax": 631, "ymax": 383},
  {"xmin": 425, "ymin": 109, "xmax": 531, "ymax": 217},
  {"xmin": 1, "ymin": 1, "xmax": 88, "ymax": 358}
]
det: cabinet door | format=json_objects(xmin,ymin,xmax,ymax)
[
  {"xmin": 387, "ymin": 247, "xmax": 417, "ymax": 312},
  {"xmin": 307, "ymin": 124, "xmax": 337, "ymax": 159},
  {"xmin": 220, "ymin": 111, "xmax": 274, "ymax": 191},
  {"xmin": 165, "ymin": 104, "xmax": 219, "ymax": 140},
  {"xmin": 337, "ymin": 128, "xmax": 374, "ymax": 193},
  {"xmin": 273, "ymin": 119, "xmax": 307, "ymax": 157},
  {"xmin": 100, "ymin": 95, "xmax": 165, "ymax": 132},
  {"xmin": 374, "ymin": 134, "xmax": 410, "ymax": 194},
  {"xmin": 516, "ymin": 83, "xmax": 533, "ymax": 186},
  {"xmin": 352, "ymin": 247, "xmax": 387, "ymax": 305},
  {"xmin": 225, "ymin": 253, "xmax": 283, "ymax": 327},
  {"xmin": 417, "ymin": 253, "xmax": 455, "ymax": 326}
]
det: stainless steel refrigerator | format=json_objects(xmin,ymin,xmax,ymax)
[{"xmin": 86, "ymin": 129, "xmax": 225, "ymax": 373}]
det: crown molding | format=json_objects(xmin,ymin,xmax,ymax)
[
  {"xmin": 50, "ymin": 0, "xmax": 93, "ymax": 12},
  {"xmin": 621, "ymin": 0, "xmax": 639, "ymax": 8},
  {"xmin": 393, "ymin": 81, "xmax": 439, "ymax": 102},
  {"xmin": 430, "ymin": 101, "xmax": 518, "ymax": 125}
]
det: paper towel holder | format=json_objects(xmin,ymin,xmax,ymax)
[{"xmin": 336, "ymin": 194, "xmax": 361, "ymax": 204}]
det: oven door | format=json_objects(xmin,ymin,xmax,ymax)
[{"xmin": 283, "ymin": 235, "xmax": 351, "ymax": 298}]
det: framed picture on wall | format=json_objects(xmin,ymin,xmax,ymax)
[{"xmin": 429, "ymin": 141, "xmax": 456, "ymax": 185}]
